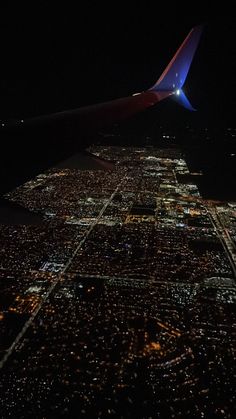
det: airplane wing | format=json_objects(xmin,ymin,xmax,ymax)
[
  {"xmin": 1, "ymin": 26, "xmax": 202, "ymax": 196},
  {"xmin": 15, "ymin": 26, "xmax": 202, "ymax": 131}
]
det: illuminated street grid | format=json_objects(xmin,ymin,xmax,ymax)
[{"xmin": 0, "ymin": 146, "xmax": 235, "ymax": 418}]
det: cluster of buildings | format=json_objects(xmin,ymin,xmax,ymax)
[{"xmin": 0, "ymin": 146, "xmax": 235, "ymax": 417}]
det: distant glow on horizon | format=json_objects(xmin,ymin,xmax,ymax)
[{"xmin": 176, "ymin": 89, "xmax": 180, "ymax": 96}]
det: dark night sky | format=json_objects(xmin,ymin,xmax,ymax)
[{"xmin": 1, "ymin": 5, "xmax": 236, "ymax": 126}]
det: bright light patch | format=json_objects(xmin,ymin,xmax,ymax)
[{"xmin": 176, "ymin": 89, "xmax": 180, "ymax": 96}]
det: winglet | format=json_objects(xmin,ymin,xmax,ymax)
[{"xmin": 150, "ymin": 25, "xmax": 203, "ymax": 94}]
